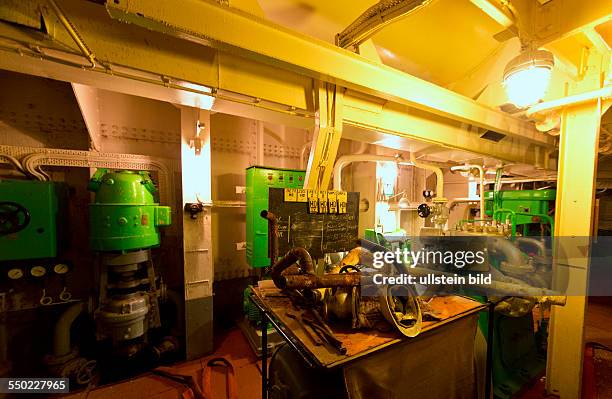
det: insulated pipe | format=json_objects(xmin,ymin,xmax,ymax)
[
  {"xmin": 54, "ymin": 302, "xmax": 87, "ymax": 357},
  {"xmin": 487, "ymin": 237, "xmax": 526, "ymax": 268},
  {"xmin": 409, "ymin": 152, "xmax": 444, "ymax": 199},
  {"xmin": 333, "ymin": 154, "xmax": 400, "ymax": 191},
  {"xmin": 527, "ymin": 85, "xmax": 612, "ymax": 118},
  {"xmin": 336, "ymin": 0, "xmax": 433, "ymax": 49},
  {"xmin": 270, "ymin": 247, "xmax": 314, "ymax": 288},
  {"xmin": 19, "ymin": 150, "xmax": 172, "ymax": 205},
  {"xmin": 0, "ymin": 154, "xmax": 27, "ymax": 175},
  {"xmin": 448, "ymin": 198, "xmax": 480, "ymax": 209},
  {"xmin": 450, "ymin": 164, "xmax": 485, "ymax": 222}
]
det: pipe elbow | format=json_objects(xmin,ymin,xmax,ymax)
[{"xmin": 53, "ymin": 302, "xmax": 87, "ymax": 357}]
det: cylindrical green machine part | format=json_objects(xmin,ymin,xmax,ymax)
[{"xmin": 88, "ymin": 169, "xmax": 171, "ymax": 252}]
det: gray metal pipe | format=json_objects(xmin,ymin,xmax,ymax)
[
  {"xmin": 487, "ymin": 237, "xmax": 527, "ymax": 267},
  {"xmin": 54, "ymin": 302, "xmax": 86, "ymax": 357}
]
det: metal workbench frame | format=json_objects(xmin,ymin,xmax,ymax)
[{"xmin": 250, "ymin": 291, "xmax": 494, "ymax": 399}]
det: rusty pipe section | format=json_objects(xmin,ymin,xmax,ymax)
[
  {"xmin": 271, "ymin": 247, "xmax": 315, "ymax": 288},
  {"xmin": 260, "ymin": 210, "xmax": 279, "ymax": 264},
  {"xmin": 280, "ymin": 272, "xmax": 362, "ymax": 289}
]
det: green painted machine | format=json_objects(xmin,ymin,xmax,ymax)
[
  {"xmin": 88, "ymin": 169, "xmax": 171, "ymax": 251},
  {"xmin": 88, "ymin": 169, "xmax": 171, "ymax": 346},
  {"xmin": 484, "ymin": 189, "xmax": 555, "ymax": 236},
  {"xmin": 0, "ymin": 179, "xmax": 67, "ymax": 262},
  {"xmin": 246, "ymin": 166, "xmax": 305, "ymax": 268},
  {"xmin": 364, "ymin": 228, "xmax": 410, "ymax": 252},
  {"xmin": 477, "ymin": 188, "xmax": 556, "ymax": 398}
]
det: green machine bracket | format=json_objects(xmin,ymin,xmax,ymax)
[
  {"xmin": 246, "ymin": 166, "xmax": 306, "ymax": 268},
  {"xmin": 88, "ymin": 169, "xmax": 171, "ymax": 252}
]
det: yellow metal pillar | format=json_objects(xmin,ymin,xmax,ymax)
[
  {"xmin": 546, "ymin": 50, "xmax": 608, "ymax": 398},
  {"xmin": 304, "ymin": 82, "xmax": 344, "ymax": 190}
]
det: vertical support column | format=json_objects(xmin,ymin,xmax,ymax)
[
  {"xmin": 180, "ymin": 107, "xmax": 214, "ymax": 359},
  {"xmin": 304, "ymin": 81, "xmax": 344, "ymax": 190},
  {"xmin": 546, "ymin": 100, "xmax": 601, "ymax": 398}
]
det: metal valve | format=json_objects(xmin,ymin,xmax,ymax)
[{"xmin": 417, "ymin": 203, "xmax": 431, "ymax": 218}]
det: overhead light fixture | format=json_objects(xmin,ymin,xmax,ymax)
[{"xmin": 503, "ymin": 49, "xmax": 554, "ymax": 108}]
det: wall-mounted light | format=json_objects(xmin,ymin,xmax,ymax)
[
  {"xmin": 503, "ymin": 49, "xmax": 554, "ymax": 108},
  {"xmin": 377, "ymin": 161, "xmax": 398, "ymax": 197},
  {"xmin": 189, "ymin": 121, "xmax": 205, "ymax": 155},
  {"xmin": 398, "ymin": 195, "xmax": 411, "ymax": 209}
]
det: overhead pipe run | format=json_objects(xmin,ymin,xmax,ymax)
[
  {"xmin": 336, "ymin": 0, "xmax": 434, "ymax": 50},
  {"xmin": 527, "ymin": 85, "xmax": 612, "ymax": 120},
  {"xmin": 332, "ymin": 154, "xmax": 403, "ymax": 191},
  {"xmin": 450, "ymin": 164, "xmax": 485, "ymax": 223},
  {"xmin": 409, "ymin": 152, "xmax": 445, "ymax": 200},
  {"xmin": 0, "ymin": 146, "xmax": 173, "ymax": 205},
  {"xmin": 332, "ymin": 152, "xmax": 445, "ymax": 199}
]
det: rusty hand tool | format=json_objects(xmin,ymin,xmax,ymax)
[
  {"xmin": 285, "ymin": 310, "xmax": 323, "ymax": 346},
  {"xmin": 301, "ymin": 315, "xmax": 347, "ymax": 355}
]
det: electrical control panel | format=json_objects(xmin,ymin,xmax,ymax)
[
  {"xmin": 0, "ymin": 180, "xmax": 68, "ymax": 262},
  {"xmin": 246, "ymin": 166, "xmax": 306, "ymax": 268}
]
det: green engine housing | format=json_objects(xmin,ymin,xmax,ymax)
[{"xmin": 88, "ymin": 169, "xmax": 171, "ymax": 252}]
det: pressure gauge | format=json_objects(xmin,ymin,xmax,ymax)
[
  {"xmin": 30, "ymin": 265, "xmax": 47, "ymax": 278},
  {"xmin": 8, "ymin": 268, "xmax": 23, "ymax": 280},
  {"xmin": 53, "ymin": 263, "xmax": 70, "ymax": 275}
]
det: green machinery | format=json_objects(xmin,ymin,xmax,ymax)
[
  {"xmin": 88, "ymin": 169, "xmax": 171, "ymax": 251},
  {"xmin": 0, "ymin": 179, "xmax": 67, "ymax": 262},
  {"xmin": 364, "ymin": 228, "xmax": 410, "ymax": 252},
  {"xmin": 88, "ymin": 169, "xmax": 171, "ymax": 345},
  {"xmin": 246, "ymin": 166, "xmax": 305, "ymax": 268},
  {"xmin": 484, "ymin": 189, "xmax": 556, "ymax": 236},
  {"xmin": 479, "ymin": 188, "xmax": 556, "ymax": 398},
  {"xmin": 242, "ymin": 167, "xmax": 305, "ymax": 354}
]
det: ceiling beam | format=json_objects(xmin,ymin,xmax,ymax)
[
  {"xmin": 105, "ymin": 0, "xmax": 553, "ymax": 147},
  {"xmin": 0, "ymin": 0, "xmax": 556, "ymax": 166}
]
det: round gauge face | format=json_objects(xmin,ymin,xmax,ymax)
[
  {"xmin": 30, "ymin": 266, "xmax": 47, "ymax": 277},
  {"xmin": 8, "ymin": 268, "xmax": 23, "ymax": 280},
  {"xmin": 53, "ymin": 263, "xmax": 70, "ymax": 275}
]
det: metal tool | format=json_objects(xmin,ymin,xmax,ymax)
[
  {"xmin": 286, "ymin": 310, "xmax": 323, "ymax": 346},
  {"xmin": 302, "ymin": 311, "xmax": 347, "ymax": 355}
]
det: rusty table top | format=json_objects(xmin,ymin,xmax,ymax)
[{"xmin": 251, "ymin": 281, "xmax": 487, "ymax": 369}]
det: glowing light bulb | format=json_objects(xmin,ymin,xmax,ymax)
[
  {"xmin": 504, "ymin": 66, "xmax": 552, "ymax": 108},
  {"xmin": 377, "ymin": 161, "xmax": 398, "ymax": 197},
  {"xmin": 502, "ymin": 49, "xmax": 554, "ymax": 108}
]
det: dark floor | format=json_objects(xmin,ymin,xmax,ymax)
[
  {"xmin": 516, "ymin": 298, "xmax": 612, "ymax": 399},
  {"xmin": 65, "ymin": 298, "xmax": 612, "ymax": 399},
  {"xmin": 64, "ymin": 329, "xmax": 262, "ymax": 399}
]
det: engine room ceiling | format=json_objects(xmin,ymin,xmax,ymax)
[{"xmin": 257, "ymin": 0, "xmax": 513, "ymax": 87}]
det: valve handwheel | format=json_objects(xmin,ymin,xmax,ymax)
[
  {"xmin": 0, "ymin": 201, "xmax": 31, "ymax": 235},
  {"xmin": 417, "ymin": 203, "xmax": 431, "ymax": 218}
]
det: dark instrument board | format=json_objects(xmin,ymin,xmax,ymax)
[{"xmin": 268, "ymin": 188, "xmax": 359, "ymax": 258}]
